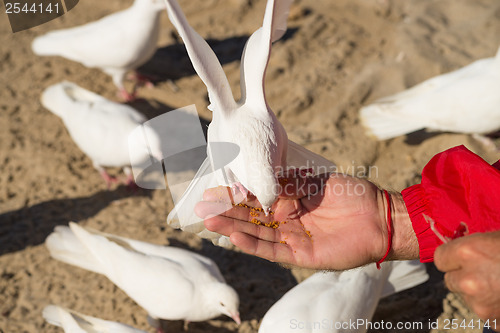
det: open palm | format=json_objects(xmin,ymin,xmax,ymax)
[{"xmin": 195, "ymin": 173, "xmax": 390, "ymax": 270}]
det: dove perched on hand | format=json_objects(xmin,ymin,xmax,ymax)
[
  {"xmin": 45, "ymin": 223, "xmax": 241, "ymax": 330},
  {"xmin": 164, "ymin": 0, "xmax": 336, "ymax": 246},
  {"xmin": 43, "ymin": 305, "xmax": 147, "ymax": 333},
  {"xmin": 360, "ymin": 47, "xmax": 500, "ymax": 141},
  {"xmin": 259, "ymin": 261, "xmax": 429, "ymax": 333},
  {"xmin": 31, "ymin": 0, "xmax": 165, "ymax": 101},
  {"xmin": 41, "ymin": 81, "xmax": 162, "ymax": 188}
]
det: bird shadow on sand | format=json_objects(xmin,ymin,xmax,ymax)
[
  {"xmin": 0, "ymin": 186, "xmax": 153, "ymax": 256},
  {"xmin": 138, "ymin": 29, "xmax": 298, "ymax": 83},
  {"xmin": 158, "ymin": 319, "xmax": 237, "ymax": 333},
  {"xmin": 138, "ymin": 35, "xmax": 251, "ymax": 83},
  {"xmin": 167, "ymin": 238, "xmax": 298, "ymax": 323}
]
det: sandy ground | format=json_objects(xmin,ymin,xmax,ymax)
[{"xmin": 1, "ymin": 0, "xmax": 500, "ymax": 332}]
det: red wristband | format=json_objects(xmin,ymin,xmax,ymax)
[{"xmin": 376, "ymin": 190, "xmax": 392, "ymax": 269}]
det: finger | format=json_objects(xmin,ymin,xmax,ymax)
[
  {"xmin": 204, "ymin": 215, "xmax": 281, "ymax": 243},
  {"xmin": 202, "ymin": 186, "xmax": 244, "ymax": 202},
  {"xmin": 195, "ymin": 201, "xmax": 234, "ymax": 219},
  {"xmin": 443, "ymin": 270, "xmax": 472, "ymax": 295},
  {"xmin": 230, "ymin": 232, "xmax": 296, "ymax": 264},
  {"xmin": 196, "ymin": 201, "xmax": 275, "ymax": 224},
  {"xmin": 434, "ymin": 239, "xmax": 465, "ymax": 272},
  {"xmin": 202, "ymin": 186, "xmax": 262, "ymax": 207},
  {"xmin": 278, "ymin": 173, "xmax": 330, "ymax": 199},
  {"xmin": 444, "ymin": 269, "xmax": 483, "ymax": 297},
  {"xmin": 443, "ymin": 271, "xmax": 459, "ymax": 293}
]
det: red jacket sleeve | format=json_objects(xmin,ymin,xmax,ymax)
[{"xmin": 402, "ymin": 145, "xmax": 500, "ymax": 262}]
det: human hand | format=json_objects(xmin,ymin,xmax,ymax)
[
  {"xmin": 195, "ymin": 173, "xmax": 418, "ymax": 270},
  {"xmin": 434, "ymin": 231, "xmax": 500, "ymax": 326}
]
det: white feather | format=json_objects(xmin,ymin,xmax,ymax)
[{"xmin": 360, "ymin": 47, "xmax": 500, "ymax": 140}]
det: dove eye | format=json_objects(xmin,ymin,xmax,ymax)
[{"xmin": 220, "ymin": 302, "xmax": 225, "ymax": 307}]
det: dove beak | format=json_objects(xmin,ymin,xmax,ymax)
[
  {"xmin": 231, "ymin": 312, "xmax": 241, "ymax": 325},
  {"xmin": 263, "ymin": 207, "xmax": 271, "ymax": 216}
]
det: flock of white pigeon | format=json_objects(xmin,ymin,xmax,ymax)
[{"xmin": 28, "ymin": 0, "xmax": 500, "ymax": 331}]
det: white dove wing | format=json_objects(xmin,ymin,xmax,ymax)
[
  {"xmin": 377, "ymin": 52, "xmax": 497, "ymax": 105},
  {"xmin": 420, "ymin": 58, "xmax": 500, "ymax": 133},
  {"xmin": 43, "ymin": 305, "xmax": 146, "ymax": 333},
  {"xmin": 144, "ymin": 246, "xmax": 226, "ymax": 282},
  {"xmin": 270, "ymin": 0, "xmax": 293, "ymax": 42},
  {"xmin": 54, "ymin": 86, "xmax": 146, "ymax": 167},
  {"xmin": 361, "ymin": 47, "xmax": 500, "ymax": 139},
  {"xmin": 95, "ymin": 229, "xmax": 226, "ymax": 282},
  {"xmin": 68, "ymin": 223, "xmax": 196, "ymax": 320},
  {"xmin": 163, "ymin": 0, "xmax": 236, "ymax": 113},
  {"xmin": 364, "ymin": 58, "xmax": 500, "ymax": 138},
  {"xmin": 239, "ymin": 0, "xmax": 293, "ymax": 104}
]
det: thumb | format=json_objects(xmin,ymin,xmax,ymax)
[{"xmin": 278, "ymin": 173, "xmax": 330, "ymax": 200}]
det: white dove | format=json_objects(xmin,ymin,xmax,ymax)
[
  {"xmin": 259, "ymin": 260, "xmax": 429, "ymax": 333},
  {"xmin": 164, "ymin": 0, "xmax": 337, "ymax": 246},
  {"xmin": 45, "ymin": 223, "xmax": 241, "ymax": 331},
  {"xmin": 360, "ymin": 47, "xmax": 500, "ymax": 141},
  {"xmin": 31, "ymin": 0, "xmax": 165, "ymax": 101},
  {"xmin": 43, "ymin": 305, "xmax": 147, "ymax": 333},
  {"xmin": 41, "ymin": 81, "xmax": 162, "ymax": 188}
]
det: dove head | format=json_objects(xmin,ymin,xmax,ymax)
[
  {"xmin": 253, "ymin": 186, "xmax": 278, "ymax": 216},
  {"xmin": 247, "ymin": 170, "xmax": 280, "ymax": 216},
  {"xmin": 206, "ymin": 282, "xmax": 240, "ymax": 325}
]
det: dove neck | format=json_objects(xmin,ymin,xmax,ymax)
[{"xmin": 192, "ymin": 282, "xmax": 226, "ymax": 318}]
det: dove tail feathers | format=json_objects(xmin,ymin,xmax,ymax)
[
  {"xmin": 360, "ymin": 104, "xmax": 425, "ymax": 140},
  {"xmin": 42, "ymin": 305, "xmax": 87, "ymax": 331},
  {"xmin": 42, "ymin": 305, "xmax": 86, "ymax": 330},
  {"xmin": 45, "ymin": 225, "xmax": 104, "ymax": 275},
  {"xmin": 381, "ymin": 260, "xmax": 429, "ymax": 299},
  {"xmin": 42, "ymin": 305, "xmax": 65, "ymax": 328},
  {"xmin": 31, "ymin": 34, "xmax": 62, "ymax": 56}
]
